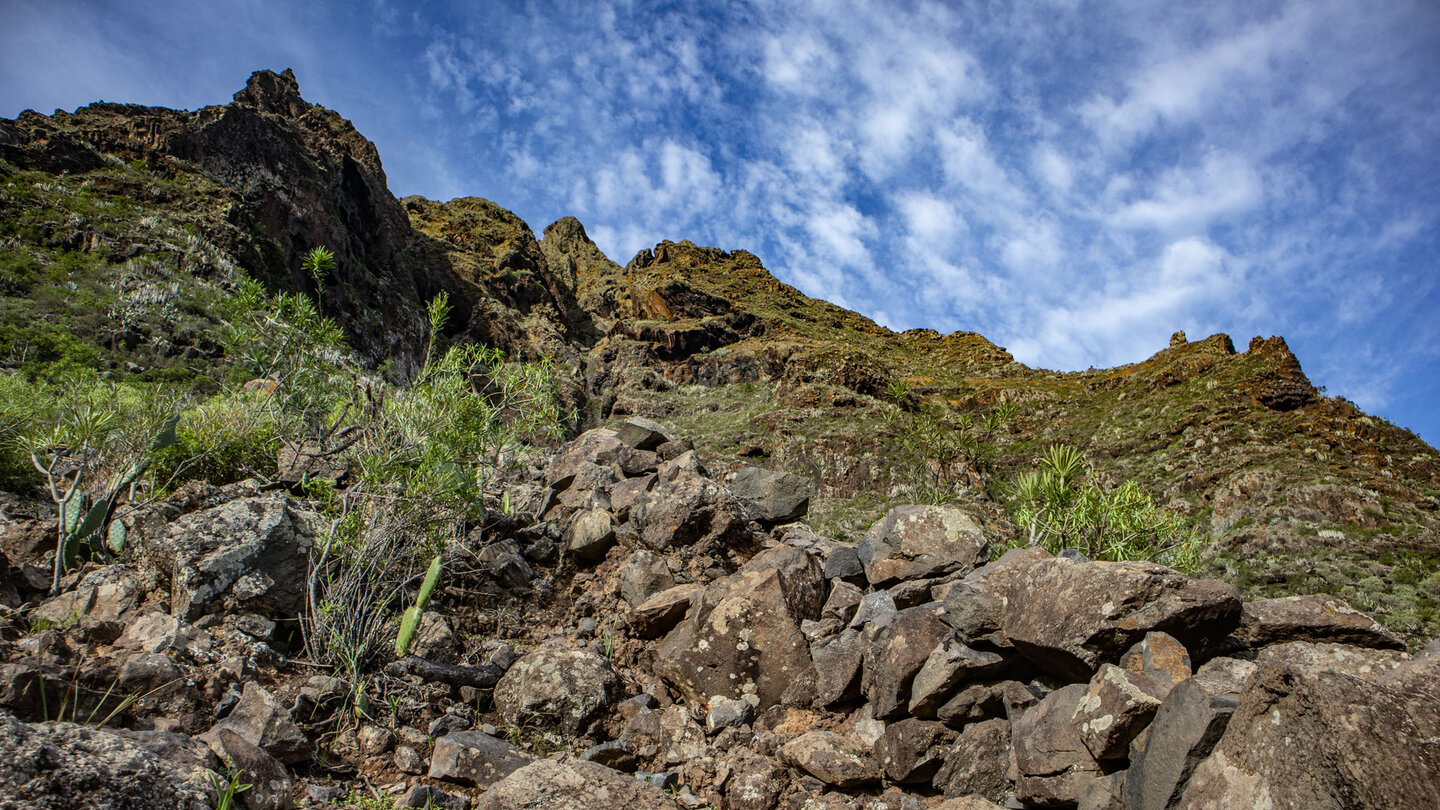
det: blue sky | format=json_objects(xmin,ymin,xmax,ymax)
[{"xmin": 3, "ymin": 0, "xmax": 1438, "ymax": 445}]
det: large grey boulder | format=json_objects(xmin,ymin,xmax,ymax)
[
  {"xmin": 140, "ymin": 493, "xmax": 323, "ymax": 621},
  {"xmin": 908, "ymin": 637, "xmax": 1010, "ymax": 717},
  {"xmin": 614, "ymin": 417, "xmax": 676, "ymax": 451},
  {"xmin": 1003, "ymin": 557, "xmax": 1241, "ymax": 682},
  {"xmin": 653, "ymin": 563, "xmax": 812, "ymax": 711},
  {"xmin": 1172, "ymin": 645, "xmax": 1440, "ymax": 809},
  {"xmin": 730, "ymin": 466, "xmax": 812, "ymax": 524},
  {"xmin": 429, "ymin": 730, "xmax": 533, "ymax": 788},
  {"xmin": 0, "ymin": 710, "xmax": 214, "ymax": 809},
  {"xmin": 473, "ymin": 757, "xmax": 677, "ymax": 810},
  {"xmin": 857, "ymin": 505, "xmax": 988, "ymax": 586},
  {"xmin": 877, "ymin": 718, "xmax": 953, "ymax": 784},
  {"xmin": 493, "ymin": 647, "xmax": 621, "ymax": 736}
]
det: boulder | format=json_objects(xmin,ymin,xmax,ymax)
[
  {"xmin": 823, "ymin": 546, "xmax": 865, "ymax": 583},
  {"xmin": 546, "ymin": 428, "xmax": 625, "ymax": 489},
  {"xmin": 822, "ymin": 580, "xmax": 864, "ymax": 622},
  {"xmin": 932, "ymin": 717, "xmax": 1011, "ymax": 802},
  {"xmin": 1071, "ymin": 664, "xmax": 1167, "ymax": 761},
  {"xmin": 1173, "ymin": 647, "xmax": 1440, "ymax": 809},
  {"xmin": 862, "ymin": 605, "xmax": 950, "ymax": 719},
  {"xmin": 0, "ymin": 710, "xmax": 214, "ymax": 809},
  {"xmin": 493, "ymin": 647, "xmax": 621, "ymax": 736},
  {"xmin": 429, "ymin": 730, "xmax": 533, "ymax": 788},
  {"xmin": 201, "ymin": 682, "xmax": 310, "ymax": 765},
  {"xmin": 780, "ymin": 731, "xmax": 882, "ymax": 788},
  {"xmin": 811, "ymin": 628, "xmax": 867, "ymax": 708},
  {"xmin": 619, "ymin": 550, "xmax": 675, "ymax": 607},
  {"xmin": 473, "ymin": 757, "xmax": 677, "ymax": 810},
  {"xmin": 36, "ymin": 565, "xmax": 143, "ymax": 625},
  {"xmin": 1123, "ymin": 677, "xmax": 1238, "ymax": 810},
  {"xmin": 738, "ymin": 545, "xmax": 827, "ymax": 621},
  {"xmin": 877, "ymin": 718, "xmax": 953, "ymax": 784},
  {"xmin": 1003, "ymin": 557, "xmax": 1241, "ymax": 682},
  {"xmin": 935, "ymin": 681, "xmax": 1009, "ymax": 728},
  {"xmin": 567, "ymin": 509, "xmax": 617, "ymax": 563},
  {"xmin": 730, "ymin": 466, "xmax": 812, "ymax": 524},
  {"xmin": 857, "ymin": 506, "xmax": 988, "ymax": 586},
  {"xmin": 615, "ymin": 417, "xmax": 676, "ymax": 451},
  {"xmin": 632, "ymin": 452, "xmax": 748, "ymax": 552},
  {"xmin": 204, "ymin": 729, "xmax": 292, "ymax": 810},
  {"xmin": 1011, "ymin": 683, "xmax": 1102, "ymax": 807},
  {"xmin": 908, "ymin": 638, "xmax": 1010, "ymax": 717},
  {"xmin": 116, "ymin": 612, "xmax": 212, "ymax": 658},
  {"xmin": 653, "ymin": 567, "xmax": 812, "ymax": 711},
  {"xmin": 1235, "ymin": 593, "xmax": 1404, "ymax": 650},
  {"xmin": 140, "ymin": 494, "xmax": 322, "ymax": 621}
]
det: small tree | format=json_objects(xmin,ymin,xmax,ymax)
[{"xmin": 1009, "ymin": 443, "xmax": 1200, "ymax": 570}]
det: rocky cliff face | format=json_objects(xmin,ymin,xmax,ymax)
[{"xmin": 2, "ymin": 69, "xmax": 1438, "ymax": 808}]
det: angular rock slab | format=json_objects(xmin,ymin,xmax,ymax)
[
  {"xmin": 1011, "ymin": 683, "xmax": 1102, "ymax": 807},
  {"xmin": 780, "ymin": 730, "xmax": 883, "ymax": 788},
  {"xmin": 202, "ymin": 682, "xmax": 310, "ymax": 765},
  {"xmin": 730, "ymin": 466, "xmax": 812, "ymax": 524},
  {"xmin": 474, "ymin": 757, "xmax": 677, "ymax": 810},
  {"xmin": 429, "ymin": 730, "xmax": 533, "ymax": 788},
  {"xmin": 1173, "ymin": 648, "xmax": 1440, "ymax": 809},
  {"xmin": 632, "ymin": 451, "xmax": 747, "ymax": 551},
  {"xmin": 1124, "ymin": 677, "xmax": 1238, "ymax": 810},
  {"xmin": 857, "ymin": 505, "xmax": 988, "ymax": 586},
  {"xmin": 862, "ymin": 604, "xmax": 950, "ymax": 719},
  {"xmin": 1003, "ymin": 557, "xmax": 1241, "ymax": 682},
  {"xmin": 932, "ymin": 717, "xmax": 1011, "ymax": 802},
  {"xmin": 493, "ymin": 647, "xmax": 621, "ymax": 736},
  {"xmin": 877, "ymin": 718, "xmax": 954, "ymax": 784},
  {"xmin": 1071, "ymin": 664, "xmax": 1166, "ymax": 761},
  {"xmin": 1235, "ymin": 592, "xmax": 1404, "ymax": 650}
]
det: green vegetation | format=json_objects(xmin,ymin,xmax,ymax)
[
  {"xmin": 1005, "ymin": 443, "xmax": 1202, "ymax": 570},
  {"xmin": 395, "ymin": 554, "xmax": 442, "ymax": 657}
]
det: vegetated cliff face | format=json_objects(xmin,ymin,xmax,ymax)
[{"xmin": 2, "ymin": 70, "xmax": 1438, "ymax": 639}]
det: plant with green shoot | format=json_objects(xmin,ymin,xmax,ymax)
[
  {"xmin": 207, "ymin": 767, "xmax": 252, "ymax": 810},
  {"xmin": 1008, "ymin": 443, "xmax": 1201, "ymax": 570},
  {"xmin": 396, "ymin": 554, "xmax": 443, "ymax": 657}
]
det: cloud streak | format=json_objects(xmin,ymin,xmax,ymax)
[{"xmin": 2, "ymin": 0, "xmax": 1438, "ymax": 443}]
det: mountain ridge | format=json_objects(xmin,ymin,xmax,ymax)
[{"xmin": 2, "ymin": 70, "xmax": 1437, "ymax": 641}]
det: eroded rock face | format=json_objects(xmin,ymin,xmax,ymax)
[
  {"xmin": 1173, "ymin": 648, "xmax": 1440, "ymax": 809},
  {"xmin": 493, "ymin": 647, "xmax": 622, "ymax": 736},
  {"xmin": 632, "ymin": 451, "xmax": 749, "ymax": 552},
  {"xmin": 857, "ymin": 506, "xmax": 988, "ymax": 586},
  {"xmin": 1003, "ymin": 557, "xmax": 1242, "ymax": 682},
  {"xmin": 139, "ymin": 494, "xmax": 323, "ymax": 621},
  {"xmin": 0, "ymin": 710, "xmax": 214, "ymax": 810},
  {"xmin": 473, "ymin": 757, "xmax": 677, "ymax": 810}
]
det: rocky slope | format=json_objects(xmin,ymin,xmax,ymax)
[{"xmin": 1, "ymin": 70, "xmax": 1438, "ymax": 808}]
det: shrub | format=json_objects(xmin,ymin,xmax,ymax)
[{"xmin": 1007, "ymin": 443, "xmax": 1201, "ymax": 571}]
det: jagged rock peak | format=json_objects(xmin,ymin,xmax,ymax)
[
  {"xmin": 232, "ymin": 68, "xmax": 310, "ymax": 118},
  {"xmin": 543, "ymin": 216, "xmax": 594, "ymax": 249}
]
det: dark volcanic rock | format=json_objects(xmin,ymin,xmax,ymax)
[
  {"xmin": 473, "ymin": 758, "xmax": 676, "ymax": 810},
  {"xmin": 1235, "ymin": 592, "xmax": 1404, "ymax": 650},
  {"xmin": 429, "ymin": 730, "xmax": 534, "ymax": 789},
  {"xmin": 1003, "ymin": 557, "xmax": 1241, "ymax": 682},
  {"xmin": 0, "ymin": 710, "xmax": 214, "ymax": 809},
  {"xmin": 857, "ymin": 505, "xmax": 988, "ymax": 586},
  {"xmin": 730, "ymin": 466, "xmax": 812, "ymax": 524},
  {"xmin": 862, "ymin": 604, "xmax": 950, "ymax": 719},
  {"xmin": 493, "ymin": 646, "xmax": 621, "ymax": 736}
]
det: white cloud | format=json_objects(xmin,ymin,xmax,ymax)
[{"xmin": 1110, "ymin": 152, "xmax": 1263, "ymax": 234}]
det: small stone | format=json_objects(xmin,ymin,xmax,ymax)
[
  {"xmin": 637, "ymin": 770, "xmax": 679, "ymax": 791},
  {"xmin": 429, "ymin": 714, "xmax": 472, "ymax": 738},
  {"xmin": 400, "ymin": 783, "xmax": 469, "ymax": 810},
  {"xmin": 357, "ymin": 724, "xmax": 396, "ymax": 755},
  {"xmin": 394, "ymin": 745, "xmax": 424, "ymax": 774},
  {"xmin": 706, "ymin": 695, "xmax": 756, "ymax": 734}
]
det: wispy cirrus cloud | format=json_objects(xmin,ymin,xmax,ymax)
[{"xmin": 3, "ymin": 0, "xmax": 1439, "ymax": 443}]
